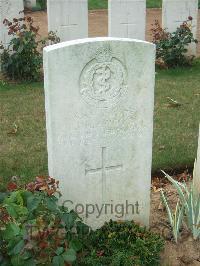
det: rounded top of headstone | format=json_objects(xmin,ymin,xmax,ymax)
[{"xmin": 43, "ymin": 37, "xmax": 155, "ymax": 53}]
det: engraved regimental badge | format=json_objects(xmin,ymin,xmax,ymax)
[{"xmin": 80, "ymin": 46, "xmax": 128, "ymax": 108}]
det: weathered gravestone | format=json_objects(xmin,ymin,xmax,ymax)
[
  {"xmin": 24, "ymin": 0, "xmax": 36, "ymax": 9},
  {"xmin": 162, "ymin": 0, "xmax": 198, "ymax": 55},
  {"xmin": 108, "ymin": 0, "xmax": 146, "ymax": 40},
  {"xmin": 193, "ymin": 124, "xmax": 200, "ymax": 195},
  {"xmin": 44, "ymin": 37, "xmax": 155, "ymax": 229},
  {"xmin": 47, "ymin": 0, "xmax": 88, "ymax": 42},
  {"xmin": 0, "ymin": 0, "xmax": 24, "ymax": 48}
]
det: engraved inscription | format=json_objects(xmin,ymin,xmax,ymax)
[{"xmin": 80, "ymin": 47, "xmax": 128, "ymax": 108}]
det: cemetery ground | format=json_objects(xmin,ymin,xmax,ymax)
[
  {"xmin": 0, "ymin": 61, "xmax": 200, "ymax": 186},
  {"xmin": 1, "ymin": 6, "xmax": 200, "ymax": 266},
  {"xmin": 0, "ymin": 61, "xmax": 200, "ymax": 265}
]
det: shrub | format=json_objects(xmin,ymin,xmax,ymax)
[
  {"xmin": 78, "ymin": 220, "xmax": 164, "ymax": 266},
  {"xmin": 0, "ymin": 14, "xmax": 60, "ymax": 81},
  {"xmin": 161, "ymin": 171, "xmax": 200, "ymax": 241},
  {"xmin": 151, "ymin": 17, "xmax": 198, "ymax": 68},
  {"xmin": 0, "ymin": 15, "xmax": 42, "ymax": 81},
  {"xmin": 0, "ymin": 176, "xmax": 90, "ymax": 266}
]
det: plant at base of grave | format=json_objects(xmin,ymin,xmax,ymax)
[
  {"xmin": 0, "ymin": 14, "xmax": 60, "ymax": 81},
  {"xmin": 0, "ymin": 176, "xmax": 90, "ymax": 266},
  {"xmin": 161, "ymin": 171, "xmax": 200, "ymax": 241},
  {"xmin": 160, "ymin": 190, "xmax": 184, "ymax": 243},
  {"xmin": 0, "ymin": 14, "xmax": 42, "ymax": 81},
  {"xmin": 77, "ymin": 220, "xmax": 164, "ymax": 266},
  {"xmin": 151, "ymin": 17, "xmax": 198, "ymax": 68},
  {"xmin": 40, "ymin": 30, "xmax": 60, "ymax": 48}
]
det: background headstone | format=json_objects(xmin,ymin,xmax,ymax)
[
  {"xmin": 0, "ymin": 0, "xmax": 24, "ymax": 48},
  {"xmin": 162, "ymin": 0, "xmax": 198, "ymax": 55},
  {"xmin": 47, "ymin": 0, "xmax": 88, "ymax": 42},
  {"xmin": 44, "ymin": 37, "xmax": 155, "ymax": 229},
  {"xmin": 108, "ymin": 0, "xmax": 146, "ymax": 40},
  {"xmin": 193, "ymin": 124, "xmax": 200, "ymax": 195},
  {"xmin": 24, "ymin": 0, "xmax": 36, "ymax": 9}
]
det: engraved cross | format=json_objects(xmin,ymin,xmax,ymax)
[
  {"xmin": 85, "ymin": 147, "xmax": 123, "ymax": 196},
  {"xmin": 60, "ymin": 15, "xmax": 78, "ymax": 33},
  {"xmin": 121, "ymin": 22, "xmax": 137, "ymax": 37},
  {"xmin": 120, "ymin": 11, "xmax": 136, "ymax": 37}
]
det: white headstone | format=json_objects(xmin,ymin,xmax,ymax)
[
  {"xmin": 162, "ymin": 0, "xmax": 198, "ymax": 55},
  {"xmin": 24, "ymin": 0, "xmax": 36, "ymax": 9},
  {"xmin": 0, "ymin": 0, "xmax": 24, "ymax": 48},
  {"xmin": 193, "ymin": 124, "xmax": 200, "ymax": 195},
  {"xmin": 108, "ymin": 0, "xmax": 146, "ymax": 40},
  {"xmin": 47, "ymin": 0, "xmax": 88, "ymax": 42},
  {"xmin": 44, "ymin": 37, "xmax": 155, "ymax": 229}
]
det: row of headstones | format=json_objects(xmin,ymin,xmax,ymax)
[
  {"xmin": 0, "ymin": 0, "xmax": 199, "ymax": 53},
  {"xmin": 49, "ymin": 0, "xmax": 199, "ymax": 56},
  {"xmin": 0, "ymin": 0, "xmax": 199, "ymax": 229}
]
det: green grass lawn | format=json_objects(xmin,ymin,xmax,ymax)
[
  {"xmin": 88, "ymin": 0, "xmax": 108, "ymax": 10},
  {"xmin": 147, "ymin": 0, "xmax": 162, "ymax": 8},
  {"xmin": 34, "ymin": 0, "xmax": 200, "ymax": 10},
  {"xmin": 0, "ymin": 62, "xmax": 200, "ymax": 190},
  {"xmin": 87, "ymin": 0, "xmax": 199, "ymax": 9},
  {"xmin": 88, "ymin": 0, "xmax": 161, "ymax": 9},
  {"xmin": 153, "ymin": 62, "xmax": 200, "ymax": 172}
]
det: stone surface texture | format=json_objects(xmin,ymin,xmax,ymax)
[
  {"xmin": 44, "ymin": 37, "xmax": 155, "ymax": 229},
  {"xmin": 47, "ymin": 0, "xmax": 88, "ymax": 42},
  {"xmin": 108, "ymin": 0, "xmax": 146, "ymax": 40},
  {"xmin": 0, "ymin": 0, "xmax": 23, "ymax": 47}
]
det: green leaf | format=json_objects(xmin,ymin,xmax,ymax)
[
  {"xmin": 45, "ymin": 197, "xmax": 58, "ymax": 212},
  {"xmin": 52, "ymin": 255, "xmax": 64, "ymax": 266},
  {"xmin": 11, "ymin": 255, "xmax": 25, "ymax": 266},
  {"xmin": 3, "ymin": 223, "xmax": 20, "ymax": 240},
  {"xmin": 10, "ymin": 240, "xmax": 24, "ymax": 255},
  {"xmin": 21, "ymin": 191, "xmax": 33, "ymax": 203},
  {"xmin": 70, "ymin": 239, "xmax": 82, "ymax": 252},
  {"xmin": 5, "ymin": 203, "xmax": 18, "ymax": 218},
  {"xmin": 0, "ymin": 192, "xmax": 9, "ymax": 203},
  {"xmin": 55, "ymin": 247, "xmax": 64, "ymax": 256},
  {"xmin": 62, "ymin": 212, "xmax": 77, "ymax": 229},
  {"xmin": 27, "ymin": 195, "xmax": 41, "ymax": 212},
  {"xmin": 76, "ymin": 221, "xmax": 90, "ymax": 236},
  {"xmin": 25, "ymin": 258, "xmax": 36, "ymax": 266},
  {"xmin": 194, "ymin": 194, "xmax": 200, "ymax": 226},
  {"xmin": 162, "ymin": 171, "xmax": 186, "ymax": 205},
  {"xmin": 62, "ymin": 248, "xmax": 76, "ymax": 263}
]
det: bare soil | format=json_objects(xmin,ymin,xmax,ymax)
[
  {"xmin": 29, "ymin": 8, "xmax": 200, "ymax": 56},
  {"xmin": 150, "ymin": 181, "xmax": 200, "ymax": 266}
]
